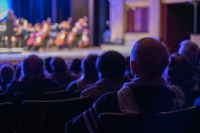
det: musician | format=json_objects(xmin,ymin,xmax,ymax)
[{"xmin": 0, "ymin": 10, "xmax": 15, "ymax": 48}]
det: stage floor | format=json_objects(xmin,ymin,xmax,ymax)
[{"xmin": 0, "ymin": 45, "xmax": 133, "ymax": 62}]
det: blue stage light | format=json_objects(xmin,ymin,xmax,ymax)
[{"xmin": 0, "ymin": 0, "xmax": 11, "ymax": 20}]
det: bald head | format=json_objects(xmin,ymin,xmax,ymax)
[
  {"xmin": 22, "ymin": 55, "xmax": 44, "ymax": 78},
  {"xmin": 178, "ymin": 40, "xmax": 199, "ymax": 65},
  {"xmin": 130, "ymin": 37, "xmax": 169, "ymax": 78}
]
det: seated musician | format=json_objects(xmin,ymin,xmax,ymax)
[
  {"xmin": 26, "ymin": 23, "xmax": 42, "ymax": 50},
  {"xmin": 28, "ymin": 22, "xmax": 50, "ymax": 51}
]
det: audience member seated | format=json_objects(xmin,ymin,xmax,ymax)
[
  {"xmin": 0, "ymin": 64, "xmax": 14, "ymax": 91},
  {"xmin": 124, "ymin": 56, "xmax": 133, "ymax": 78},
  {"xmin": 65, "ymin": 38, "xmax": 185, "ymax": 133},
  {"xmin": 178, "ymin": 40, "xmax": 200, "ymax": 83},
  {"xmin": 5, "ymin": 55, "xmax": 61, "ymax": 102},
  {"xmin": 164, "ymin": 53, "xmax": 198, "ymax": 90},
  {"xmin": 69, "ymin": 59, "xmax": 82, "ymax": 78},
  {"xmin": 50, "ymin": 57, "xmax": 77, "ymax": 88},
  {"xmin": 13, "ymin": 63, "xmax": 21, "ymax": 82},
  {"xmin": 67, "ymin": 55, "xmax": 99, "ymax": 98},
  {"xmin": 44, "ymin": 57, "xmax": 53, "ymax": 78},
  {"xmin": 80, "ymin": 51, "xmax": 131, "ymax": 102}
]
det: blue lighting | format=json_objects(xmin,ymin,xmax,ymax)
[{"xmin": 0, "ymin": 0, "xmax": 11, "ymax": 20}]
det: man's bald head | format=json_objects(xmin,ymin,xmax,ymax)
[
  {"xmin": 130, "ymin": 37, "xmax": 169, "ymax": 78},
  {"xmin": 178, "ymin": 40, "xmax": 199, "ymax": 65},
  {"xmin": 21, "ymin": 55, "xmax": 44, "ymax": 78}
]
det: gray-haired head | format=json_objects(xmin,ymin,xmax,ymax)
[
  {"xmin": 130, "ymin": 37, "xmax": 169, "ymax": 78},
  {"xmin": 178, "ymin": 40, "xmax": 199, "ymax": 65},
  {"xmin": 21, "ymin": 55, "xmax": 44, "ymax": 78}
]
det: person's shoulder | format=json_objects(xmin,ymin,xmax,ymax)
[
  {"xmin": 67, "ymin": 80, "xmax": 77, "ymax": 91},
  {"xmin": 94, "ymin": 91, "xmax": 120, "ymax": 112},
  {"xmin": 81, "ymin": 84, "xmax": 97, "ymax": 96},
  {"xmin": 43, "ymin": 79, "xmax": 61, "ymax": 89}
]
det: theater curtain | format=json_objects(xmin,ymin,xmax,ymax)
[
  {"xmin": 93, "ymin": 0, "xmax": 109, "ymax": 46},
  {"xmin": 11, "ymin": 0, "xmax": 71, "ymax": 24},
  {"xmin": 127, "ymin": 7, "xmax": 149, "ymax": 32}
]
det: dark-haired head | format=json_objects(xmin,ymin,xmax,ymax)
[
  {"xmin": 82, "ymin": 54, "xmax": 98, "ymax": 82},
  {"xmin": 50, "ymin": 57, "xmax": 66, "ymax": 73},
  {"xmin": 70, "ymin": 59, "xmax": 82, "ymax": 73},
  {"xmin": 96, "ymin": 51, "xmax": 126, "ymax": 78},
  {"xmin": 164, "ymin": 53, "xmax": 196, "ymax": 90},
  {"xmin": 44, "ymin": 57, "xmax": 53, "ymax": 73},
  {"xmin": 0, "ymin": 64, "xmax": 14, "ymax": 81}
]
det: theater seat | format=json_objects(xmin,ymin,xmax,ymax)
[
  {"xmin": 0, "ymin": 102, "xmax": 14, "ymax": 133},
  {"xmin": 183, "ymin": 90, "xmax": 200, "ymax": 107},
  {"xmin": 14, "ymin": 90, "xmax": 69, "ymax": 110},
  {"xmin": 0, "ymin": 93, "xmax": 8, "ymax": 103},
  {"xmin": 20, "ymin": 96, "xmax": 93, "ymax": 133},
  {"xmin": 98, "ymin": 106, "xmax": 200, "ymax": 133}
]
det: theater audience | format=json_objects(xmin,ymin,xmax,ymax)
[
  {"xmin": 44, "ymin": 57, "xmax": 53, "ymax": 77},
  {"xmin": 69, "ymin": 59, "xmax": 82, "ymax": 78},
  {"xmin": 164, "ymin": 53, "xmax": 198, "ymax": 90},
  {"xmin": 80, "ymin": 51, "xmax": 130, "ymax": 101},
  {"xmin": 65, "ymin": 38, "xmax": 185, "ymax": 133},
  {"xmin": 67, "ymin": 54, "xmax": 99, "ymax": 98},
  {"xmin": 0, "ymin": 64, "xmax": 13, "ymax": 91},
  {"xmin": 50, "ymin": 57, "xmax": 77, "ymax": 88},
  {"xmin": 5, "ymin": 55, "xmax": 61, "ymax": 102},
  {"xmin": 125, "ymin": 56, "xmax": 133, "ymax": 78},
  {"xmin": 13, "ymin": 63, "xmax": 21, "ymax": 82},
  {"xmin": 178, "ymin": 40, "xmax": 200, "ymax": 83}
]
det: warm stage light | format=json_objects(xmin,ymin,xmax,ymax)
[
  {"xmin": 36, "ymin": 37, "xmax": 41, "ymax": 43},
  {"xmin": 11, "ymin": 36, "xmax": 16, "ymax": 41},
  {"xmin": 60, "ymin": 34, "xmax": 65, "ymax": 39},
  {"xmin": 0, "ymin": 25, "xmax": 6, "ymax": 31},
  {"xmin": 4, "ymin": 36, "xmax": 8, "ymax": 41}
]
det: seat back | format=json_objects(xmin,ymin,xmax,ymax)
[
  {"xmin": 20, "ymin": 96, "xmax": 93, "ymax": 133},
  {"xmin": 0, "ymin": 93, "xmax": 8, "ymax": 103},
  {"xmin": 98, "ymin": 106, "xmax": 200, "ymax": 133},
  {"xmin": 0, "ymin": 102, "xmax": 14, "ymax": 133},
  {"xmin": 14, "ymin": 90, "xmax": 69, "ymax": 109},
  {"xmin": 183, "ymin": 90, "xmax": 200, "ymax": 107}
]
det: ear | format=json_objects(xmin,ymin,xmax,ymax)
[{"xmin": 130, "ymin": 61, "xmax": 137, "ymax": 77}]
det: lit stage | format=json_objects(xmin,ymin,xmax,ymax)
[{"xmin": 0, "ymin": 45, "xmax": 132, "ymax": 62}]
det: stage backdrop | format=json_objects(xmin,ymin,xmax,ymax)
[{"xmin": 11, "ymin": 0, "xmax": 71, "ymax": 24}]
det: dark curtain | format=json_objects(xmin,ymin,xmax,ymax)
[
  {"xmin": 71, "ymin": 0, "xmax": 88, "ymax": 25},
  {"xmin": 12, "ymin": 0, "xmax": 70, "ymax": 25},
  {"xmin": 11, "ymin": 0, "xmax": 30, "ymax": 20},
  {"xmin": 162, "ymin": 3, "xmax": 199, "ymax": 53},
  {"xmin": 56, "ymin": 0, "xmax": 71, "ymax": 23},
  {"xmin": 93, "ymin": 0, "xmax": 109, "ymax": 46}
]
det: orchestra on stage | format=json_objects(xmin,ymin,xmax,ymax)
[{"xmin": 0, "ymin": 10, "xmax": 90, "ymax": 51}]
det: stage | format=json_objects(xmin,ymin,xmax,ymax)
[{"xmin": 0, "ymin": 44, "xmax": 133, "ymax": 62}]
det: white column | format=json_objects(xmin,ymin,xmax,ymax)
[
  {"xmin": 110, "ymin": 0, "xmax": 124, "ymax": 44},
  {"xmin": 149, "ymin": 0, "xmax": 162, "ymax": 39},
  {"xmin": 88, "ymin": 0, "xmax": 94, "ymax": 46}
]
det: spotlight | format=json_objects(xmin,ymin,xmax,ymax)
[
  {"xmin": 11, "ymin": 36, "xmax": 16, "ymax": 42},
  {"xmin": 4, "ymin": 36, "xmax": 8, "ymax": 41}
]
